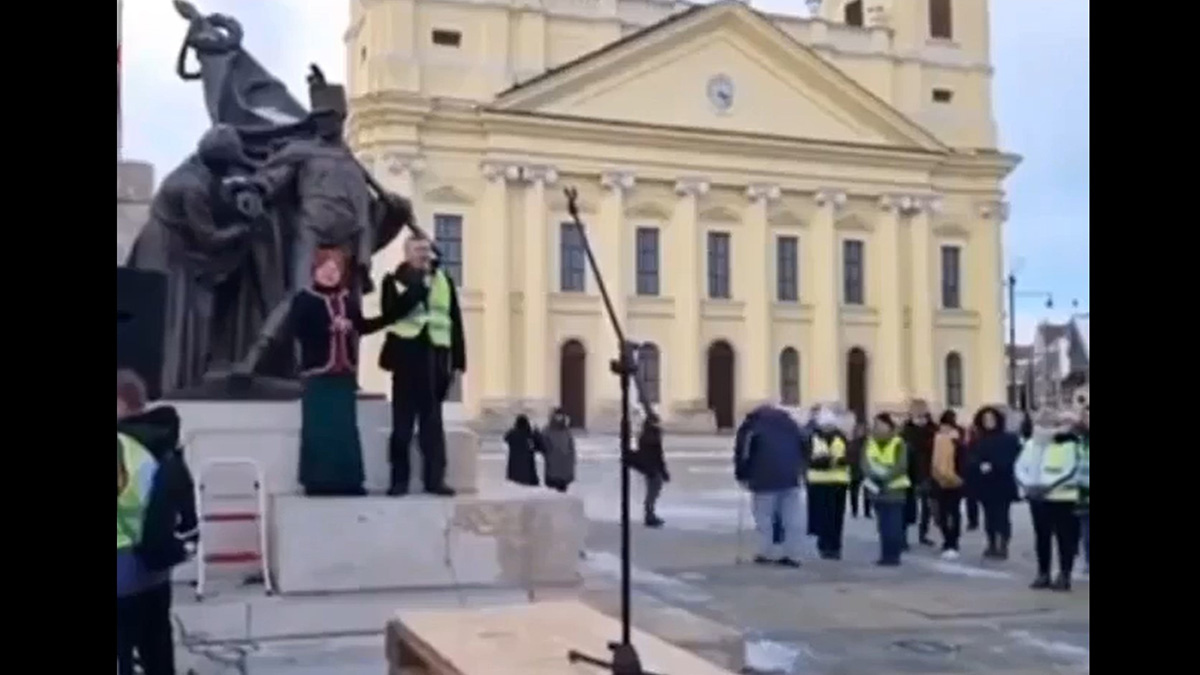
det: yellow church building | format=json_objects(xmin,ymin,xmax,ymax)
[{"xmin": 346, "ymin": 0, "xmax": 1017, "ymax": 432}]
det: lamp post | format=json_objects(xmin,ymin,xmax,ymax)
[{"xmin": 1005, "ymin": 273, "xmax": 1054, "ymax": 410}]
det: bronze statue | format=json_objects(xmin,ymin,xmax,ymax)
[{"xmin": 126, "ymin": 1, "xmax": 412, "ymax": 399}]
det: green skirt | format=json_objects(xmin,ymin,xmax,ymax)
[{"xmin": 299, "ymin": 374, "xmax": 366, "ymax": 496}]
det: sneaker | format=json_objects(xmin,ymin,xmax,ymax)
[{"xmin": 940, "ymin": 549, "xmax": 960, "ymax": 561}]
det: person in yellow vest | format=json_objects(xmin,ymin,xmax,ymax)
[
  {"xmin": 1015, "ymin": 410, "xmax": 1083, "ymax": 591},
  {"xmin": 117, "ymin": 369, "xmax": 198, "ymax": 675},
  {"xmin": 806, "ymin": 408, "xmax": 851, "ymax": 560},
  {"xmin": 861, "ymin": 413, "xmax": 911, "ymax": 567},
  {"xmin": 379, "ymin": 233, "xmax": 466, "ymax": 496}
]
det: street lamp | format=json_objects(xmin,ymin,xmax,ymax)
[{"xmin": 1005, "ymin": 273, "xmax": 1054, "ymax": 410}]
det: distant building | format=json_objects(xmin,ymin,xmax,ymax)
[
  {"xmin": 1030, "ymin": 317, "xmax": 1089, "ymax": 409},
  {"xmin": 116, "ymin": 0, "xmax": 153, "ymax": 264},
  {"xmin": 1005, "ymin": 344, "xmax": 1034, "ymax": 410}
]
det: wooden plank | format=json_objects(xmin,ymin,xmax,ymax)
[{"xmin": 387, "ymin": 600, "xmax": 737, "ymax": 675}]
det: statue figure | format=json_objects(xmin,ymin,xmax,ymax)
[{"xmin": 124, "ymin": 1, "xmax": 412, "ymax": 399}]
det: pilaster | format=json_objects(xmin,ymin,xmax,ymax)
[
  {"xmin": 477, "ymin": 161, "xmax": 518, "ymax": 426},
  {"xmin": 976, "ymin": 199, "xmax": 1010, "ymax": 405},
  {"xmin": 874, "ymin": 194, "xmax": 906, "ymax": 409},
  {"xmin": 520, "ymin": 165, "xmax": 557, "ymax": 408},
  {"xmin": 811, "ymin": 188, "xmax": 845, "ymax": 403},
  {"xmin": 667, "ymin": 177, "xmax": 713, "ymax": 432},
  {"xmin": 743, "ymin": 183, "xmax": 780, "ymax": 404},
  {"xmin": 904, "ymin": 194, "xmax": 941, "ymax": 402}
]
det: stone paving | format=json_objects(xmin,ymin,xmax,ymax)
[{"xmin": 176, "ymin": 446, "xmax": 1089, "ymax": 673}]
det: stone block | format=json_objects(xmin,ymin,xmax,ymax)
[{"xmin": 268, "ymin": 487, "xmax": 584, "ymax": 594}]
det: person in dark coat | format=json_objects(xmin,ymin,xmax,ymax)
[
  {"xmin": 540, "ymin": 408, "xmax": 578, "ymax": 494},
  {"xmin": 503, "ymin": 415, "xmax": 541, "ymax": 487},
  {"xmin": 735, "ymin": 405, "xmax": 807, "ymax": 567},
  {"xmin": 969, "ymin": 405, "xmax": 1022, "ymax": 559},
  {"xmin": 117, "ymin": 369, "xmax": 199, "ymax": 675},
  {"xmin": 902, "ymin": 402, "xmax": 938, "ymax": 548},
  {"xmin": 249, "ymin": 247, "xmax": 398, "ymax": 496},
  {"xmin": 846, "ymin": 419, "xmax": 871, "ymax": 518},
  {"xmin": 634, "ymin": 414, "xmax": 670, "ymax": 528},
  {"xmin": 379, "ymin": 233, "xmax": 467, "ymax": 496}
]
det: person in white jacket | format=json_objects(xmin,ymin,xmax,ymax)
[{"xmin": 1014, "ymin": 410, "xmax": 1084, "ymax": 591}]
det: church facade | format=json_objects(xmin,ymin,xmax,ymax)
[{"xmin": 346, "ymin": 0, "xmax": 1017, "ymax": 431}]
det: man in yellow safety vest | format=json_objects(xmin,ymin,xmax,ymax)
[
  {"xmin": 806, "ymin": 408, "xmax": 851, "ymax": 559},
  {"xmin": 379, "ymin": 233, "xmax": 467, "ymax": 496},
  {"xmin": 861, "ymin": 413, "xmax": 911, "ymax": 566}
]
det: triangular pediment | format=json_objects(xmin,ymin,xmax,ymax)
[
  {"xmin": 699, "ymin": 205, "xmax": 741, "ymax": 223},
  {"xmin": 424, "ymin": 185, "xmax": 474, "ymax": 205},
  {"xmin": 492, "ymin": 2, "xmax": 946, "ymax": 151}
]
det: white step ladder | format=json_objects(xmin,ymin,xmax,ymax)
[{"xmin": 192, "ymin": 457, "xmax": 274, "ymax": 600}]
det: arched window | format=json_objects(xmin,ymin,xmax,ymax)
[
  {"xmin": 945, "ymin": 351, "xmax": 964, "ymax": 408},
  {"xmin": 844, "ymin": 0, "xmax": 864, "ymax": 27},
  {"xmin": 929, "ymin": 0, "xmax": 953, "ymax": 39},
  {"xmin": 637, "ymin": 342, "xmax": 661, "ymax": 404},
  {"xmin": 779, "ymin": 348, "xmax": 801, "ymax": 406}
]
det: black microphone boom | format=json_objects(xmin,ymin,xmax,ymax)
[{"xmin": 560, "ymin": 186, "xmax": 662, "ymax": 675}]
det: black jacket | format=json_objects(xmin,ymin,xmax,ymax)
[
  {"xmin": 378, "ymin": 263, "xmax": 467, "ymax": 397},
  {"xmin": 118, "ymin": 406, "xmax": 199, "ymax": 572},
  {"xmin": 285, "ymin": 287, "xmax": 395, "ymax": 375},
  {"xmin": 968, "ymin": 406, "xmax": 1021, "ymax": 503},
  {"xmin": 902, "ymin": 420, "xmax": 937, "ymax": 485},
  {"xmin": 503, "ymin": 425, "xmax": 542, "ymax": 487},
  {"xmin": 634, "ymin": 424, "xmax": 669, "ymax": 481}
]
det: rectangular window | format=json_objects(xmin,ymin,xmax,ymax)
[
  {"xmin": 932, "ymin": 88, "xmax": 954, "ymax": 103},
  {"xmin": 635, "ymin": 227, "xmax": 660, "ymax": 297},
  {"xmin": 433, "ymin": 214, "xmax": 463, "ymax": 285},
  {"xmin": 559, "ymin": 222, "xmax": 586, "ymax": 292},
  {"xmin": 431, "ymin": 29, "xmax": 462, "ymax": 47},
  {"xmin": 941, "ymin": 245, "xmax": 962, "ymax": 309},
  {"xmin": 707, "ymin": 232, "xmax": 731, "ymax": 299},
  {"xmin": 842, "ymin": 239, "xmax": 865, "ymax": 306},
  {"xmin": 776, "ymin": 235, "xmax": 799, "ymax": 302},
  {"xmin": 929, "ymin": 0, "xmax": 953, "ymax": 40}
]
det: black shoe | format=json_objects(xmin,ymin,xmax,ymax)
[
  {"xmin": 875, "ymin": 558, "xmax": 900, "ymax": 567},
  {"xmin": 1030, "ymin": 574, "xmax": 1052, "ymax": 590},
  {"xmin": 1051, "ymin": 574, "xmax": 1072, "ymax": 592},
  {"xmin": 752, "ymin": 555, "xmax": 774, "ymax": 566},
  {"xmin": 775, "ymin": 557, "xmax": 802, "ymax": 568},
  {"xmin": 967, "ymin": 523, "xmax": 980, "ymax": 532},
  {"xmin": 644, "ymin": 515, "xmax": 665, "ymax": 528},
  {"xmin": 386, "ymin": 484, "xmax": 408, "ymax": 497},
  {"xmin": 818, "ymin": 550, "xmax": 842, "ymax": 561},
  {"xmin": 901, "ymin": 541, "xmax": 910, "ymax": 552},
  {"xmin": 997, "ymin": 538, "xmax": 1010, "ymax": 561},
  {"xmin": 919, "ymin": 537, "xmax": 936, "ymax": 547},
  {"xmin": 424, "ymin": 485, "xmax": 456, "ymax": 497}
]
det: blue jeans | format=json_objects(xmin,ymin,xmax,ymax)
[
  {"xmin": 752, "ymin": 488, "xmax": 802, "ymax": 560},
  {"xmin": 874, "ymin": 500, "xmax": 905, "ymax": 564}
]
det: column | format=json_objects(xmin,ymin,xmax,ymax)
[
  {"xmin": 479, "ymin": 162, "xmax": 514, "ymax": 419},
  {"xmin": 521, "ymin": 165, "xmax": 556, "ymax": 409},
  {"xmin": 810, "ymin": 189, "xmax": 844, "ymax": 403},
  {"xmin": 359, "ymin": 152, "xmax": 423, "ymax": 396},
  {"xmin": 743, "ymin": 183, "xmax": 780, "ymax": 405},
  {"xmin": 906, "ymin": 195, "xmax": 937, "ymax": 402},
  {"xmin": 874, "ymin": 195, "xmax": 906, "ymax": 408},
  {"xmin": 598, "ymin": 170, "xmax": 635, "ymax": 407},
  {"xmin": 976, "ymin": 200, "xmax": 1009, "ymax": 405},
  {"xmin": 670, "ymin": 177, "xmax": 708, "ymax": 417}
]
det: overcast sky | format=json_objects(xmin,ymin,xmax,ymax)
[{"xmin": 120, "ymin": 0, "xmax": 1088, "ymax": 342}]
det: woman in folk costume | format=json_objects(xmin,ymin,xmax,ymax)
[{"xmin": 268, "ymin": 246, "xmax": 400, "ymax": 496}]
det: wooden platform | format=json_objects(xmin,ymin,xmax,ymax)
[{"xmin": 386, "ymin": 600, "xmax": 738, "ymax": 675}]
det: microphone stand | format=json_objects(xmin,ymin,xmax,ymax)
[{"xmin": 560, "ymin": 187, "xmax": 662, "ymax": 675}]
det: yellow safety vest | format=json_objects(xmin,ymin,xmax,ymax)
[
  {"xmin": 116, "ymin": 433, "xmax": 156, "ymax": 550},
  {"xmin": 865, "ymin": 437, "xmax": 911, "ymax": 491},
  {"xmin": 807, "ymin": 436, "xmax": 850, "ymax": 485},
  {"xmin": 387, "ymin": 270, "xmax": 453, "ymax": 347},
  {"xmin": 1042, "ymin": 442, "xmax": 1080, "ymax": 502}
]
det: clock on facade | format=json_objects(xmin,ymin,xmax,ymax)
[{"xmin": 706, "ymin": 74, "xmax": 734, "ymax": 112}]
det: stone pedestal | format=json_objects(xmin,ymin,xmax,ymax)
[
  {"xmin": 117, "ymin": 159, "xmax": 154, "ymax": 264},
  {"xmin": 665, "ymin": 399, "xmax": 715, "ymax": 434},
  {"xmin": 270, "ymin": 487, "xmax": 584, "ymax": 594},
  {"xmin": 475, "ymin": 398, "xmax": 517, "ymax": 433}
]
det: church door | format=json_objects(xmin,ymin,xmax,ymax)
[
  {"xmin": 847, "ymin": 347, "xmax": 869, "ymax": 424},
  {"xmin": 559, "ymin": 340, "xmax": 587, "ymax": 429},
  {"xmin": 706, "ymin": 340, "xmax": 736, "ymax": 430}
]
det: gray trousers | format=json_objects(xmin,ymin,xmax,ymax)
[{"xmin": 643, "ymin": 474, "xmax": 663, "ymax": 517}]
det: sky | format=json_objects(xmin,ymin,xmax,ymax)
[{"xmin": 120, "ymin": 0, "xmax": 1089, "ymax": 343}]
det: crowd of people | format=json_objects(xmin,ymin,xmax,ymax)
[{"xmin": 734, "ymin": 401, "xmax": 1091, "ymax": 589}]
